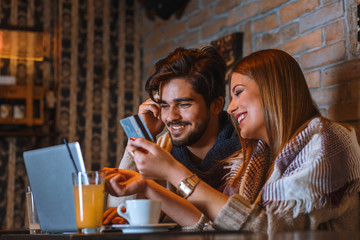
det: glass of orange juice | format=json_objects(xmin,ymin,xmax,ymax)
[{"xmin": 72, "ymin": 171, "xmax": 105, "ymax": 234}]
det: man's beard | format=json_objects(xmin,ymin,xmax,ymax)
[{"xmin": 168, "ymin": 118, "xmax": 210, "ymax": 147}]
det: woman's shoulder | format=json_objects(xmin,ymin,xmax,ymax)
[
  {"xmin": 294, "ymin": 117, "xmax": 358, "ymax": 151},
  {"xmin": 308, "ymin": 117, "xmax": 356, "ymax": 135},
  {"xmin": 262, "ymin": 118, "xmax": 360, "ymax": 215},
  {"xmin": 307, "ymin": 117, "xmax": 359, "ymax": 154},
  {"xmin": 271, "ymin": 117, "xmax": 360, "ymax": 184}
]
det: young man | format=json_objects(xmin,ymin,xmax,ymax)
[{"xmin": 104, "ymin": 46, "xmax": 241, "ymax": 224}]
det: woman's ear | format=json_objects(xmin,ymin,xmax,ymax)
[{"xmin": 210, "ymin": 97, "xmax": 225, "ymax": 115}]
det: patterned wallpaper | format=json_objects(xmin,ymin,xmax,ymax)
[
  {"xmin": 57, "ymin": 0, "xmax": 141, "ymax": 170},
  {"xmin": 0, "ymin": 0, "xmax": 140, "ymax": 229}
]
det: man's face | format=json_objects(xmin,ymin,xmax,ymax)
[{"xmin": 158, "ymin": 78, "xmax": 211, "ymax": 147}]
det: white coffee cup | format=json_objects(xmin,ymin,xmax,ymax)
[{"xmin": 117, "ymin": 199, "xmax": 162, "ymax": 225}]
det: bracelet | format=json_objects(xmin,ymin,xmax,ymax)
[{"xmin": 177, "ymin": 174, "xmax": 200, "ymax": 199}]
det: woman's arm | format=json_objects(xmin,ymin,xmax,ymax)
[
  {"xmin": 144, "ymin": 179, "xmax": 203, "ymax": 226},
  {"xmin": 102, "ymin": 167, "xmax": 203, "ymax": 226},
  {"xmin": 126, "ymin": 138, "xmax": 229, "ymax": 221},
  {"xmin": 189, "ymin": 180, "xmax": 229, "ymax": 220}
]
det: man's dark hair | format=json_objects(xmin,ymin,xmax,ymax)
[{"xmin": 145, "ymin": 46, "xmax": 226, "ymax": 107}]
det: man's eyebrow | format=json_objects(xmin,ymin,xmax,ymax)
[
  {"xmin": 174, "ymin": 98, "xmax": 194, "ymax": 102},
  {"xmin": 158, "ymin": 98, "xmax": 194, "ymax": 104}
]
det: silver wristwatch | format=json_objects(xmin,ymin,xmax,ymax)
[{"xmin": 177, "ymin": 174, "xmax": 200, "ymax": 199}]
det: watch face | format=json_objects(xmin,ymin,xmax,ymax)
[{"xmin": 177, "ymin": 175, "xmax": 200, "ymax": 198}]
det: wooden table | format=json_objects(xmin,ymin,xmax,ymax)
[{"xmin": 1, "ymin": 229, "xmax": 360, "ymax": 240}]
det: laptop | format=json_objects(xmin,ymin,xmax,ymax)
[{"xmin": 23, "ymin": 142, "xmax": 86, "ymax": 233}]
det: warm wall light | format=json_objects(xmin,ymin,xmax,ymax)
[{"xmin": 0, "ymin": 29, "xmax": 44, "ymax": 61}]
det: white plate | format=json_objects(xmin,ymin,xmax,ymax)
[{"xmin": 111, "ymin": 223, "xmax": 178, "ymax": 233}]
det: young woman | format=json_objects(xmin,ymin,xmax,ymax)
[{"xmin": 102, "ymin": 49, "xmax": 360, "ymax": 233}]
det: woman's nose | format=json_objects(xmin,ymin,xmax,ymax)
[{"xmin": 227, "ymin": 99, "xmax": 237, "ymax": 115}]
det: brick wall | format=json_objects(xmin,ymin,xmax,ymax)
[{"xmin": 140, "ymin": 0, "xmax": 360, "ymax": 140}]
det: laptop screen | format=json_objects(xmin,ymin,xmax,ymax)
[{"xmin": 23, "ymin": 142, "xmax": 86, "ymax": 233}]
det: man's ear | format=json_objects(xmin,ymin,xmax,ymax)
[{"xmin": 210, "ymin": 97, "xmax": 224, "ymax": 115}]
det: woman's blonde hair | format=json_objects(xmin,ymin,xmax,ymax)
[{"xmin": 230, "ymin": 49, "xmax": 321, "ymax": 184}]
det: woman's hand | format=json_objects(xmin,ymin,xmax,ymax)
[
  {"xmin": 126, "ymin": 138, "xmax": 191, "ymax": 185},
  {"xmin": 138, "ymin": 98, "xmax": 164, "ymax": 139},
  {"xmin": 102, "ymin": 207, "xmax": 128, "ymax": 225},
  {"xmin": 100, "ymin": 167, "xmax": 148, "ymax": 197}
]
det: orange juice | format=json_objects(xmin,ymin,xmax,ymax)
[{"xmin": 73, "ymin": 184, "xmax": 105, "ymax": 229}]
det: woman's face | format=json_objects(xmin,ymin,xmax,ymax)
[{"xmin": 227, "ymin": 73, "xmax": 269, "ymax": 145}]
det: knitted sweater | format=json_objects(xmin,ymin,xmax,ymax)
[{"xmin": 199, "ymin": 118, "xmax": 360, "ymax": 233}]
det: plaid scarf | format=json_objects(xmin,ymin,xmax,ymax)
[
  {"xmin": 223, "ymin": 141, "xmax": 271, "ymax": 202},
  {"xmin": 224, "ymin": 118, "xmax": 360, "ymax": 216}
]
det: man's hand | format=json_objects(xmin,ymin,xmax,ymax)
[
  {"xmin": 102, "ymin": 207, "xmax": 128, "ymax": 225},
  {"xmin": 138, "ymin": 98, "xmax": 164, "ymax": 139},
  {"xmin": 100, "ymin": 167, "xmax": 148, "ymax": 197},
  {"xmin": 127, "ymin": 138, "xmax": 189, "ymax": 182}
]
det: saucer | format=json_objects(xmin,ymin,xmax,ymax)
[{"xmin": 112, "ymin": 223, "xmax": 177, "ymax": 233}]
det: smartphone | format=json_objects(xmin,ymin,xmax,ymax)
[{"xmin": 120, "ymin": 114, "xmax": 154, "ymax": 142}]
